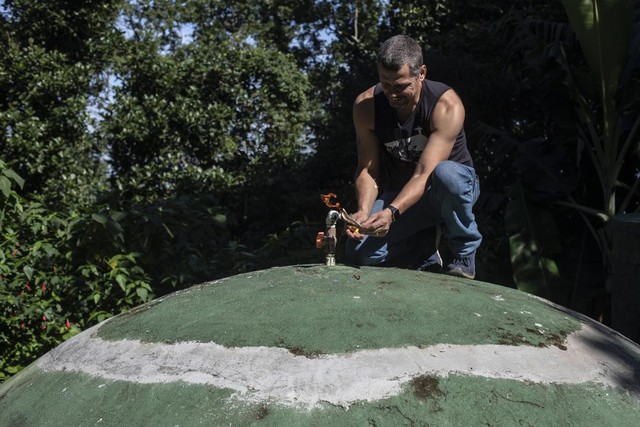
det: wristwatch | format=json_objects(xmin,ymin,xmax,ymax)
[{"xmin": 387, "ymin": 205, "xmax": 400, "ymax": 222}]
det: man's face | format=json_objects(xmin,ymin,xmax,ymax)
[{"xmin": 378, "ymin": 63, "xmax": 425, "ymax": 111}]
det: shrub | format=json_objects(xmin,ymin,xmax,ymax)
[{"xmin": 0, "ymin": 161, "xmax": 152, "ymax": 380}]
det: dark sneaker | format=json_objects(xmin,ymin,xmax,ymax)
[
  {"xmin": 444, "ymin": 253, "xmax": 476, "ymax": 279},
  {"xmin": 417, "ymin": 250, "xmax": 443, "ymax": 273}
]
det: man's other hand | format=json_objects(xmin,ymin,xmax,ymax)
[
  {"xmin": 359, "ymin": 209, "xmax": 393, "ymax": 238},
  {"xmin": 345, "ymin": 211, "xmax": 370, "ymax": 240}
]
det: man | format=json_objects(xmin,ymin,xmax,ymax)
[{"xmin": 345, "ymin": 35, "xmax": 481, "ymax": 279}]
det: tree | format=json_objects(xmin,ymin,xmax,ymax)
[
  {"xmin": 0, "ymin": 1, "xmax": 123, "ymax": 209},
  {"xmin": 103, "ymin": 2, "xmax": 312, "ymax": 214}
]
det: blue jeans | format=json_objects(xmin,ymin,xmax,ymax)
[{"xmin": 345, "ymin": 161, "xmax": 482, "ymax": 267}]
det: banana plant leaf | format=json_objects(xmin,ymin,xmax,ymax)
[{"xmin": 559, "ymin": 0, "xmax": 633, "ymax": 137}]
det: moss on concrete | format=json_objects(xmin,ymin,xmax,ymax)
[
  {"xmin": 2, "ymin": 368, "xmax": 639, "ymax": 426},
  {"xmin": 97, "ymin": 265, "xmax": 581, "ymax": 354}
]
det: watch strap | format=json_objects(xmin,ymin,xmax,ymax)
[{"xmin": 387, "ymin": 205, "xmax": 400, "ymax": 222}]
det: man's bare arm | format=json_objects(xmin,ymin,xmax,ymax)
[
  {"xmin": 390, "ymin": 89, "xmax": 465, "ymax": 213},
  {"xmin": 348, "ymin": 86, "xmax": 380, "ymax": 238},
  {"xmin": 353, "ymin": 87, "xmax": 380, "ymax": 214}
]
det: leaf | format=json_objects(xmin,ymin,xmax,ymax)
[
  {"xmin": 2, "ymin": 168, "xmax": 25, "ymax": 189},
  {"xmin": 136, "ymin": 287, "xmax": 148, "ymax": 300},
  {"xmin": 91, "ymin": 213, "xmax": 108, "ymax": 225},
  {"xmin": 0, "ymin": 176, "xmax": 11, "ymax": 198},
  {"xmin": 115, "ymin": 274, "xmax": 127, "ymax": 292},
  {"xmin": 559, "ymin": 0, "xmax": 633, "ymax": 133},
  {"xmin": 110, "ymin": 211, "xmax": 128, "ymax": 222},
  {"xmin": 62, "ymin": 328, "xmax": 80, "ymax": 340},
  {"xmin": 106, "ymin": 219, "xmax": 125, "ymax": 241},
  {"xmin": 23, "ymin": 266, "xmax": 34, "ymax": 281},
  {"xmin": 212, "ymin": 214, "xmax": 227, "ymax": 227}
]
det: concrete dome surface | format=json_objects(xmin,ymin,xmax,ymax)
[{"xmin": 1, "ymin": 265, "xmax": 639, "ymax": 425}]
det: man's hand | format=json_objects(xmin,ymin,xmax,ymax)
[
  {"xmin": 361, "ymin": 208, "xmax": 393, "ymax": 237},
  {"xmin": 345, "ymin": 211, "xmax": 370, "ymax": 240},
  {"xmin": 355, "ymin": 208, "xmax": 394, "ymax": 238}
]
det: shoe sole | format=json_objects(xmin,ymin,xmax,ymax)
[{"xmin": 443, "ymin": 269, "xmax": 475, "ymax": 280}]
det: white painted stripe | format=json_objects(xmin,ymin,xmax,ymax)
[{"xmin": 37, "ymin": 322, "xmax": 640, "ymax": 409}]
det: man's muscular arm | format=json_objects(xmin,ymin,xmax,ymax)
[
  {"xmin": 347, "ymin": 86, "xmax": 379, "ymax": 240},
  {"xmin": 362, "ymin": 89, "xmax": 465, "ymax": 236},
  {"xmin": 391, "ymin": 89, "xmax": 465, "ymax": 211}
]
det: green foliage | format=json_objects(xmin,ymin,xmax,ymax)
[
  {"xmin": 558, "ymin": 0, "xmax": 638, "ymax": 220},
  {"xmin": 0, "ymin": 161, "xmax": 153, "ymax": 380},
  {"xmin": 0, "ymin": 1, "xmax": 121, "ymax": 209},
  {"xmin": 560, "ymin": 0, "xmax": 633, "ymax": 145},
  {"xmin": 251, "ymin": 221, "xmax": 323, "ymax": 269},
  {"xmin": 3, "ymin": 0, "xmax": 123, "ymax": 62},
  {"xmin": 0, "ymin": 158, "xmax": 315, "ymax": 379},
  {"xmin": 1, "ymin": 0, "xmax": 638, "ymax": 384},
  {"xmin": 0, "ymin": 43, "xmax": 104, "ymax": 208},
  {"xmin": 0, "ymin": 0, "xmax": 324, "ymax": 381},
  {"xmin": 103, "ymin": 25, "xmax": 312, "ymax": 205},
  {"xmin": 303, "ymin": 0, "xmax": 384, "ymax": 203},
  {"xmin": 505, "ymin": 182, "xmax": 569, "ymax": 304},
  {"xmin": 100, "ymin": 194, "xmax": 233, "ymax": 291},
  {"xmin": 486, "ymin": 0, "xmax": 640, "ymax": 318}
]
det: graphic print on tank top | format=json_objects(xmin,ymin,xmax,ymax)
[
  {"xmin": 383, "ymin": 124, "xmax": 428, "ymax": 164},
  {"xmin": 374, "ymin": 80, "xmax": 473, "ymax": 192}
]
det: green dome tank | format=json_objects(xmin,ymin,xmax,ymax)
[{"xmin": 1, "ymin": 265, "xmax": 639, "ymax": 425}]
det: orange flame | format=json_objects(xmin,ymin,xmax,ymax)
[{"xmin": 320, "ymin": 193, "xmax": 341, "ymax": 209}]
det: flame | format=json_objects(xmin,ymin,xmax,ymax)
[{"xmin": 320, "ymin": 193, "xmax": 341, "ymax": 209}]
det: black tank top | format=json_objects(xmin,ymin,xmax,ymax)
[{"xmin": 374, "ymin": 79, "xmax": 473, "ymax": 191}]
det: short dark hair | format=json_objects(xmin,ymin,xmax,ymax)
[{"xmin": 377, "ymin": 35, "xmax": 423, "ymax": 76}]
